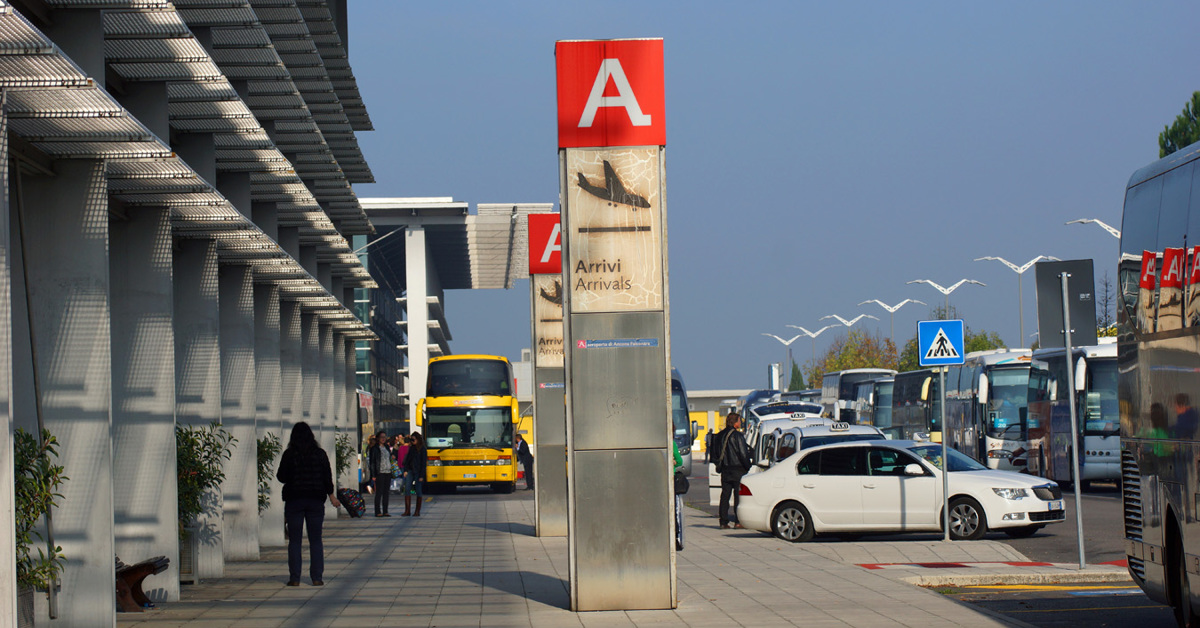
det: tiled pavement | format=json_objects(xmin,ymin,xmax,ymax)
[{"xmin": 117, "ymin": 491, "xmax": 1125, "ymax": 627}]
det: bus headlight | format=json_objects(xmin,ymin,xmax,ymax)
[{"xmin": 992, "ymin": 488, "xmax": 1029, "ymax": 500}]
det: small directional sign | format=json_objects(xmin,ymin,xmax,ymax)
[{"xmin": 918, "ymin": 320, "xmax": 965, "ymax": 366}]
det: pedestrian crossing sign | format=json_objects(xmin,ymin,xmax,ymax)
[{"xmin": 918, "ymin": 320, "xmax": 965, "ymax": 366}]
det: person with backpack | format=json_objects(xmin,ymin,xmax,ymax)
[
  {"xmin": 276, "ymin": 422, "xmax": 340, "ymax": 586},
  {"xmin": 711, "ymin": 411, "xmax": 751, "ymax": 529}
]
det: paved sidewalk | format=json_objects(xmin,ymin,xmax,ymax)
[{"xmin": 117, "ymin": 493, "xmax": 1122, "ymax": 627}]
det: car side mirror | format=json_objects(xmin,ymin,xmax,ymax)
[
  {"xmin": 758, "ymin": 457, "xmax": 771, "ymax": 468},
  {"xmin": 904, "ymin": 463, "xmax": 925, "ymax": 476}
]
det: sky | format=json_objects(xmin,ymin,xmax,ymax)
[{"xmin": 348, "ymin": 2, "xmax": 1200, "ymax": 392}]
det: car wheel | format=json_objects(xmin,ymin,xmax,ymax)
[
  {"xmin": 947, "ymin": 496, "xmax": 987, "ymax": 541},
  {"xmin": 771, "ymin": 501, "xmax": 814, "ymax": 543},
  {"xmin": 1003, "ymin": 525, "xmax": 1042, "ymax": 539}
]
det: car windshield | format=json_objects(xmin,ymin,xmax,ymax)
[{"xmin": 906, "ymin": 444, "xmax": 988, "ymax": 472}]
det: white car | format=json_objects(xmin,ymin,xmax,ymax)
[{"xmin": 737, "ymin": 440, "xmax": 1065, "ymax": 542}]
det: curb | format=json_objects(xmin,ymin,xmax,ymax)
[{"xmin": 900, "ymin": 569, "xmax": 1133, "ymax": 587}]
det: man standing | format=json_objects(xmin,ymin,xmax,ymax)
[
  {"xmin": 515, "ymin": 433, "xmax": 535, "ymax": 490},
  {"xmin": 711, "ymin": 412, "xmax": 751, "ymax": 529}
]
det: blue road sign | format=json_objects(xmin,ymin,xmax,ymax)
[{"xmin": 918, "ymin": 320, "xmax": 965, "ymax": 366}]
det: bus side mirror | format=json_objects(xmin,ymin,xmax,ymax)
[
  {"xmin": 978, "ymin": 373, "xmax": 989, "ymax": 404},
  {"xmin": 691, "ymin": 420, "xmax": 698, "ymax": 439},
  {"xmin": 1074, "ymin": 357, "xmax": 1087, "ymax": 393},
  {"xmin": 920, "ymin": 377, "xmax": 931, "ymax": 401}
]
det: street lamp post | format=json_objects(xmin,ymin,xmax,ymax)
[
  {"xmin": 906, "ymin": 278, "xmax": 986, "ymax": 314},
  {"xmin": 785, "ymin": 324, "xmax": 836, "ymax": 371},
  {"xmin": 858, "ymin": 299, "xmax": 926, "ymax": 346},
  {"xmin": 1065, "ymin": 218, "xmax": 1121, "ymax": 239},
  {"xmin": 762, "ymin": 333, "xmax": 802, "ymax": 391},
  {"xmin": 974, "ymin": 255, "xmax": 1060, "ymax": 348}
]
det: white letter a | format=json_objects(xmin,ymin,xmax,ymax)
[{"xmin": 578, "ymin": 59, "xmax": 652, "ymax": 128}]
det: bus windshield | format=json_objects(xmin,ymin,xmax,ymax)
[
  {"xmin": 423, "ymin": 407, "xmax": 513, "ymax": 450},
  {"xmin": 1084, "ymin": 359, "xmax": 1120, "ymax": 436},
  {"xmin": 874, "ymin": 381, "xmax": 893, "ymax": 427},
  {"xmin": 428, "ymin": 359, "xmax": 512, "ymax": 397},
  {"xmin": 986, "ymin": 368, "xmax": 1032, "ymax": 439},
  {"xmin": 671, "ymin": 379, "xmax": 690, "ymax": 442}
]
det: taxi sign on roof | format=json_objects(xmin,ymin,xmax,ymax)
[{"xmin": 918, "ymin": 320, "xmax": 965, "ymax": 366}]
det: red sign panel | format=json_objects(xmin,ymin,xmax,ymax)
[
  {"xmin": 1191, "ymin": 246, "xmax": 1200, "ymax": 285},
  {"xmin": 528, "ymin": 213, "xmax": 562, "ymax": 274},
  {"xmin": 1140, "ymin": 250, "xmax": 1158, "ymax": 289},
  {"xmin": 556, "ymin": 39, "xmax": 665, "ymax": 148},
  {"xmin": 1162, "ymin": 248, "xmax": 1186, "ymax": 289}
]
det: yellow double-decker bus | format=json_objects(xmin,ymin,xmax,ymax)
[{"xmin": 416, "ymin": 354, "xmax": 521, "ymax": 493}]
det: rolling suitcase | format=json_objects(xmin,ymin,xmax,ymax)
[{"xmin": 337, "ymin": 488, "xmax": 366, "ymax": 518}]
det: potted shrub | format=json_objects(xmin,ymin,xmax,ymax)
[
  {"xmin": 14, "ymin": 427, "xmax": 67, "ymax": 626},
  {"xmin": 175, "ymin": 422, "xmax": 234, "ymax": 583},
  {"xmin": 256, "ymin": 433, "xmax": 282, "ymax": 514}
]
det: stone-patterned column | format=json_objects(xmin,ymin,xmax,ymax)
[{"xmin": 218, "ymin": 264, "xmax": 257, "ymax": 560}]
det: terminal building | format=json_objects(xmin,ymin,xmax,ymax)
[
  {"xmin": 0, "ymin": 1, "xmax": 376, "ymax": 624},
  {"xmin": 0, "ymin": 3, "xmax": 551, "ymax": 624}
]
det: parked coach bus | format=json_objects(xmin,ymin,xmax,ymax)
[
  {"xmin": 416, "ymin": 354, "xmax": 522, "ymax": 493},
  {"xmin": 820, "ymin": 368, "xmax": 896, "ymax": 423},
  {"xmin": 888, "ymin": 369, "xmax": 940, "ymax": 441},
  {"xmin": 942, "ymin": 350, "xmax": 1050, "ymax": 471},
  {"xmin": 1027, "ymin": 342, "xmax": 1120, "ymax": 488},
  {"xmin": 1118, "ymin": 142, "xmax": 1200, "ymax": 624}
]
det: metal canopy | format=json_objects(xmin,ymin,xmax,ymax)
[
  {"xmin": 363, "ymin": 198, "xmax": 555, "ymax": 291},
  {"xmin": 97, "ymin": 4, "xmax": 373, "ymax": 237},
  {"xmin": 0, "ymin": 3, "xmax": 375, "ymax": 339}
]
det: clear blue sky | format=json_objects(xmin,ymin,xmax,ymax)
[{"xmin": 349, "ymin": 2, "xmax": 1199, "ymax": 391}]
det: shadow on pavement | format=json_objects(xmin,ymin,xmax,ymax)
[
  {"xmin": 448, "ymin": 570, "xmax": 568, "ymax": 608},
  {"xmin": 466, "ymin": 521, "xmax": 536, "ymax": 537}
]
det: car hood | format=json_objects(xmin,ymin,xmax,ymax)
[{"xmin": 947, "ymin": 469, "xmax": 1057, "ymax": 490}]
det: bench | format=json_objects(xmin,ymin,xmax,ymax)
[{"xmin": 115, "ymin": 555, "xmax": 169, "ymax": 612}]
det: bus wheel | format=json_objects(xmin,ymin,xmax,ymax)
[
  {"xmin": 1171, "ymin": 526, "xmax": 1197, "ymax": 628},
  {"xmin": 492, "ymin": 482, "xmax": 515, "ymax": 494}
]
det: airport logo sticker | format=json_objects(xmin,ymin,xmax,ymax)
[
  {"xmin": 575, "ymin": 338, "xmax": 659, "ymax": 349},
  {"xmin": 918, "ymin": 320, "xmax": 965, "ymax": 366},
  {"xmin": 556, "ymin": 39, "xmax": 665, "ymax": 148}
]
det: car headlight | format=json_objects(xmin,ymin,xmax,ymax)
[{"xmin": 992, "ymin": 488, "xmax": 1029, "ymax": 500}]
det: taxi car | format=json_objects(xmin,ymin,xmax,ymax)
[
  {"xmin": 737, "ymin": 440, "xmax": 1065, "ymax": 542},
  {"xmin": 753, "ymin": 422, "xmax": 886, "ymax": 471}
]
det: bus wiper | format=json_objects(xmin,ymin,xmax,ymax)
[{"xmin": 475, "ymin": 443, "xmax": 503, "ymax": 452}]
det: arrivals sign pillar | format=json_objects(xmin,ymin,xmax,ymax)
[
  {"xmin": 556, "ymin": 38, "xmax": 675, "ymax": 611},
  {"xmin": 529, "ymin": 213, "xmax": 567, "ymax": 536}
]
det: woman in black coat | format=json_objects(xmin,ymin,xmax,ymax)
[
  {"xmin": 402, "ymin": 432, "xmax": 428, "ymax": 516},
  {"xmin": 275, "ymin": 422, "xmax": 339, "ymax": 586}
]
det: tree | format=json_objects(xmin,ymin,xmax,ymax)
[
  {"xmin": 897, "ymin": 304, "xmax": 1006, "ymax": 371},
  {"xmin": 804, "ymin": 328, "xmax": 897, "ymax": 386},
  {"xmin": 1159, "ymin": 91, "xmax": 1200, "ymax": 158},
  {"xmin": 1097, "ymin": 271, "xmax": 1116, "ymax": 336},
  {"xmin": 788, "ymin": 362, "xmax": 806, "ymax": 391}
]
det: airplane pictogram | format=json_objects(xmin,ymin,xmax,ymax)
[
  {"xmin": 576, "ymin": 160, "xmax": 650, "ymax": 209},
  {"xmin": 539, "ymin": 279, "xmax": 562, "ymax": 306}
]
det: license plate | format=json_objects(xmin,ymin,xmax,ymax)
[
  {"xmin": 1049, "ymin": 500, "xmax": 1063, "ymax": 511},
  {"xmin": 463, "ymin": 474, "xmax": 476, "ymax": 479}
]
